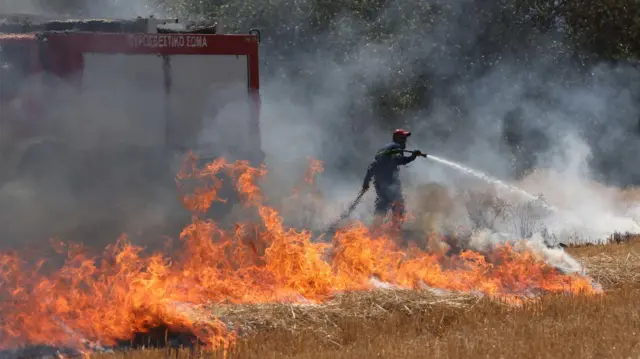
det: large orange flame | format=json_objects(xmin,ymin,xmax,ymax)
[{"xmin": 0, "ymin": 154, "xmax": 599, "ymax": 352}]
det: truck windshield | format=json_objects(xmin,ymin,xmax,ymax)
[{"xmin": 0, "ymin": 43, "xmax": 30, "ymax": 101}]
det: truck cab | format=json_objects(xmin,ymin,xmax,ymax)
[{"xmin": 0, "ymin": 15, "xmax": 263, "ymax": 245}]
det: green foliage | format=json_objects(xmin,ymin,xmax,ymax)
[
  {"xmin": 562, "ymin": 0, "xmax": 640, "ymax": 61},
  {"xmin": 159, "ymin": 0, "xmax": 639, "ymax": 119}
]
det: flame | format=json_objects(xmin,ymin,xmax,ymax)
[
  {"xmin": 0, "ymin": 154, "xmax": 600, "ymax": 352},
  {"xmin": 303, "ymin": 157, "xmax": 324, "ymax": 186}
]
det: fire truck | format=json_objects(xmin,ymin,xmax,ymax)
[{"xmin": 0, "ymin": 14, "xmax": 263, "ymax": 244}]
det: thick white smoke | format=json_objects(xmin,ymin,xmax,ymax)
[
  {"xmin": 2, "ymin": 0, "xmax": 640, "ymax": 251},
  {"xmin": 189, "ymin": 0, "xmax": 640, "ymax": 245}
]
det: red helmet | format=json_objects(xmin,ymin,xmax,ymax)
[{"xmin": 393, "ymin": 128, "xmax": 411, "ymax": 139}]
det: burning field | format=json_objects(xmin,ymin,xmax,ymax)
[{"xmin": 1, "ymin": 155, "xmax": 637, "ymax": 359}]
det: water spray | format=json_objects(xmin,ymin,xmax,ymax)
[
  {"xmin": 422, "ymin": 153, "xmax": 559, "ymax": 212},
  {"xmin": 419, "ymin": 152, "xmax": 640, "ymax": 244},
  {"xmin": 325, "ymin": 150, "xmax": 561, "ymax": 235}
]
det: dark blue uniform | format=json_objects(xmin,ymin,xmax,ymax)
[{"xmin": 363, "ymin": 142, "xmax": 419, "ymax": 218}]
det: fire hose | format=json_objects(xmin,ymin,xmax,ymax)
[
  {"xmin": 324, "ymin": 149, "xmax": 426, "ymax": 234},
  {"xmin": 325, "ymin": 188, "xmax": 368, "ymax": 233}
]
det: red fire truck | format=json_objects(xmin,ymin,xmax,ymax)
[{"xmin": 0, "ymin": 15, "xmax": 263, "ymax": 243}]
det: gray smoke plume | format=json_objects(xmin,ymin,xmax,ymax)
[
  {"xmin": 0, "ymin": 0, "xmax": 178, "ymax": 251},
  {"xmin": 210, "ymin": 0, "xmax": 640, "ymax": 244},
  {"xmin": 1, "ymin": 0, "xmax": 639, "ymax": 251}
]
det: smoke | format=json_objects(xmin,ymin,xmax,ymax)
[
  {"xmin": 220, "ymin": 0, "xmax": 640, "ymax": 243},
  {"xmin": 0, "ymin": 1, "xmax": 47, "ymax": 15},
  {"xmin": 83, "ymin": 1, "xmax": 165, "ymax": 18},
  {"xmin": 0, "ymin": 0, "xmax": 164, "ymax": 17},
  {"xmin": 467, "ymin": 229, "xmax": 585, "ymax": 274},
  {"xmin": 0, "ymin": 0, "xmax": 179, "ymax": 251},
  {"xmin": 1, "ymin": 0, "xmax": 640, "ymax": 251}
]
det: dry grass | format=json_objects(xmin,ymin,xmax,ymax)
[
  {"xmin": 98, "ymin": 287, "xmax": 640, "ymax": 359},
  {"xmin": 567, "ymin": 236, "xmax": 640, "ymax": 287},
  {"xmin": 88, "ymin": 178, "xmax": 640, "ymax": 358},
  {"xmin": 91, "ymin": 238, "xmax": 640, "ymax": 359},
  {"xmin": 91, "ymin": 164, "xmax": 640, "ymax": 358}
]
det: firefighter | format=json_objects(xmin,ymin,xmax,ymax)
[{"xmin": 362, "ymin": 129, "xmax": 424, "ymax": 228}]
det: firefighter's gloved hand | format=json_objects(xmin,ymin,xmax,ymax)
[{"xmin": 412, "ymin": 150, "xmax": 426, "ymax": 157}]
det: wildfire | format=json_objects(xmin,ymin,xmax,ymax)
[{"xmin": 0, "ymin": 154, "xmax": 600, "ymax": 353}]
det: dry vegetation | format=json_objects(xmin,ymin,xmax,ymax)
[
  {"xmin": 567, "ymin": 235, "xmax": 640, "ymax": 288},
  {"xmin": 92, "ymin": 181, "xmax": 640, "ymax": 359},
  {"xmin": 90, "ymin": 237, "xmax": 640, "ymax": 359}
]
